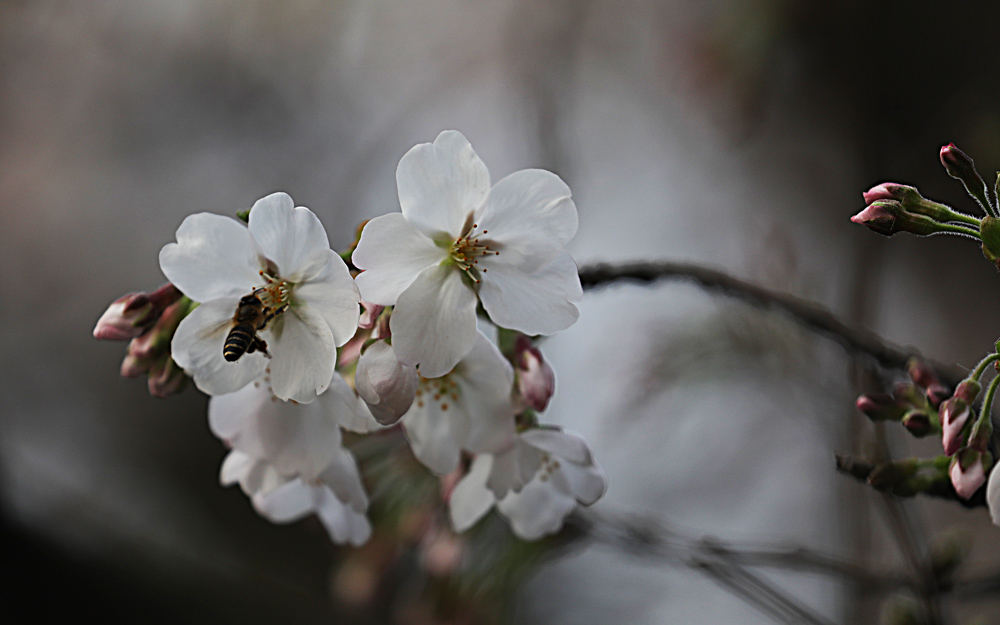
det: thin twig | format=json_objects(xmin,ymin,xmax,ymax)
[{"xmin": 578, "ymin": 261, "xmax": 963, "ymax": 387}]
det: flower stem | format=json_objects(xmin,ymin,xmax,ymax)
[{"xmin": 970, "ymin": 353, "xmax": 1000, "ymax": 382}]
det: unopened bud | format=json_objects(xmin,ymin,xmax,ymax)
[
  {"xmin": 355, "ymin": 339, "xmax": 418, "ymax": 425},
  {"xmin": 855, "ymin": 393, "xmax": 906, "ymax": 421},
  {"xmin": 125, "ymin": 298, "xmax": 189, "ymax": 362},
  {"xmin": 514, "ymin": 335, "xmax": 555, "ymax": 412},
  {"xmin": 980, "ymin": 216, "xmax": 1000, "ymax": 264},
  {"xmin": 907, "ymin": 358, "xmax": 939, "ymax": 389},
  {"xmin": 147, "ymin": 357, "xmax": 188, "ymax": 397},
  {"xmin": 902, "ymin": 410, "xmax": 933, "ymax": 437},
  {"xmin": 939, "ymin": 397, "xmax": 971, "ymax": 456},
  {"xmin": 950, "ymin": 448, "xmax": 990, "ymax": 499},
  {"xmin": 954, "ymin": 378, "xmax": 983, "ymax": 403},
  {"xmin": 851, "ymin": 199, "xmax": 953, "ymax": 237},
  {"xmin": 925, "ymin": 384, "xmax": 950, "ymax": 408},
  {"xmin": 863, "ymin": 183, "xmax": 954, "ymax": 222},
  {"xmin": 93, "ymin": 283, "xmax": 182, "ymax": 341},
  {"xmin": 940, "ymin": 143, "xmax": 993, "ymax": 212}
]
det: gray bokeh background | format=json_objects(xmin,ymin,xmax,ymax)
[{"xmin": 4, "ymin": 1, "xmax": 1000, "ymax": 623}]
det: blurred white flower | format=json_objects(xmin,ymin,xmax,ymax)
[
  {"xmin": 449, "ymin": 427, "xmax": 606, "ymax": 540},
  {"xmin": 160, "ymin": 192, "xmax": 360, "ymax": 403},
  {"xmin": 352, "ymin": 130, "xmax": 582, "ymax": 377},
  {"xmin": 209, "ymin": 370, "xmax": 377, "ymax": 545},
  {"xmin": 401, "ymin": 332, "xmax": 515, "ymax": 475}
]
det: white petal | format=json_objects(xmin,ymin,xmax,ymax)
[
  {"xmin": 396, "ymin": 130, "xmax": 490, "ymax": 239},
  {"xmin": 561, "ymin": 462, "xmax": 607, "ymax": 506},
  {"xmin": 267, "ymin": 304, "xmax": 337, "ymax": 403},
  {"xmin": 449, "ymin": 455, "xmax": 496, "ymax": 532},
  {"xmin": 989, "ymin": 468, "xmax": 1000, "ymax": 526},
  {"xmin": 390, "ymin": 264, "xmax": 478, "ymax": 378},
  {"xmin": 474, "ymin": 169, "xmax": 577, "ymax": 268},
  {"xmin": 520, "ymin": 427, "xmax": 592, "ymax": 465},
  {"xmin": 221, "ymin": 451, "xmax": 288, "ymax": 497},
  {"xmin": 355, "ymin": 340, "xmax": 418, "ymax": 426},
  {"xmin": 478, "ymin": 250, "xmax": 581, "ymax": 335},
  {"xmin": 452, "ymin": 333, "xmax": 515, "ymax": 452},
  {"xmin": 247, "ymin": 193, "xmax": 331, "ymax": 282},
  {"xmin": 318, "ymin": 449, "xmax": 369, "ymax": 513},
  {"xmin": 314, "ymin": 488, "xmax": 373, "ymax": 546},
  {"xmin": 485, "ymin": 440, "xmax": 541, "ymax": 499},
  {"xmin": 252, "ymin": 478, "xmax": 315, "ymax": 523},
  {"xmin": 159, "ymin": 213, "xmax": 262, "ymax": 303},
  {"xmin": 320, "ymin": 370, "xmax": 384, "ymax": 433},
  {"xmin": 207, "ymin": 381, "xmax": 261, "ymax": 444},
  {"xmin": 294, "ymin": 250, "xmax": 361, "ymax": 347},
  {"xmin": 401, "ymin": 398, "xmax": 464, "ymax": 475},
  {"xmin": 352, "ymin": 213, "xmax": 446, "ymax": 305},
  {"xmin": 497, "ymin": 473, "xmax": 577, "ymax": 540},
  {"xmin": 220, "ymin": 449, "xmax": 255, "ymax": 486},
  {"xmin": 171, "ymin": 298, "xmax": 267, "ymax": 396}
]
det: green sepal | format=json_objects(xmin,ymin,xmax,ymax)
[
  {"xmin": 981, "ymin": 215, "xmax": 1000, "ymax": 263},
  {"xmin": 236, "ymin": 209, "xmax": 251, "ymax": 223}
]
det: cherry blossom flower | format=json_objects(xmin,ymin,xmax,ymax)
[
  {"xmin": 400, "ymin": 332, "xmax": 516, "ymax": 475},
  {"xmin": 449, "ymin": 427, "xmax": 606, "ymax": 540},
  {"xmin": 210, "ymin": 371, "xmax": 377, "ymax": 545},
  {"xmin": 352, "ymin": 130, "xmax": 582, "ymax": 377},
  {"xmin": 160, "ymin": 192, "xmax": 360, "ymax": 402},
  {"xmin": 987, "ymin": 465, "xmax": 1000, "ymax": 526},
  {"xmin": 355, "ymin": 339, "xmax": 419, "ymax": 426}
]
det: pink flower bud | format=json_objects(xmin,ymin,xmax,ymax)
[
  {"xmin": 901, "ymin": 410, "xmax": 932, "ymax": 437},
  {"xmin": 355, "ymin": 340, "xmax": 418, "ymax": 425},
  {"xmin": 147, "ymin": 357, "xmax": 188, "ymax": 397},
  {"xmin": 954, "ymin": 378, "xmax": 983, "ymax": 403},
  {"xmin": 358, "ymin": 300, "xmax": 384, "ymax": 331},
  {"xmin": 925, "ymin": 384, "xmax": 950, "ymax": 409},
  {"xmin": 855, "ymin": 393, "xmax": 906, "ymax": 421},
  {"xmin": 940, "ymin": 397, "xmax": 970, "ymax": 456},
  {"xmin": 906, "ymin": 358, "xmax": 939, "ymax": 389},
  {"xmin": 863, "ymin": 183, "xmax": 920, "ymax": 205},
  {"xmin": 514, "ymin": 335, "xmax": 555, "ymax": 412},
  {"xmin": 940, "ymin": 143, "xmax": 982, "ymax": 185},
  {"xmin": 850, "ymin": 201, "xmax": 901, "ymax": 236},
  {"xmin": 950, "ymin": 449, "xmax": 988, "ymax": 499},
  {"xmin": 93, "ymin": 284, "xmax": 181, "ymax": 341}
]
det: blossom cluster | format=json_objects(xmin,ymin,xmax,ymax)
[{"xmin": 95, "ymin": 130, "xmax": 605, "ymax": 545}]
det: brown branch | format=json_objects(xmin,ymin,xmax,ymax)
[{"xmin": 578, "ymin": 261, "xmax": 963, "ymax": 387}]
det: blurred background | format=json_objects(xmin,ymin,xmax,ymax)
[{"xmin": 4, "ymin": 1, "xmax": 1000, "ymax": 623}]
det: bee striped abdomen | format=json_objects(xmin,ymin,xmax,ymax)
[{"xmin": 224, "ymin": 323, "xmax": 256, "ymax": 361}]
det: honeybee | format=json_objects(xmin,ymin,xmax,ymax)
[{"xmin": 223, "ymin": 289, "xmax": 286, "ymax": 362}]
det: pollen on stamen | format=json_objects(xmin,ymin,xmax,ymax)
[{"xmin": 440, "ymin": 403, "xmax": 448, "ymax": 411}]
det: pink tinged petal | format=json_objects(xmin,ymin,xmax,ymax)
[
  {"xmin": 267, "ymin": 304, "xmax": 337, "ymax": 403},
  {"xmin": 391, "ymin": 264, "xmax": 478, "ymax": 378},
  {"xmin": 318, "ymin": 450, "xmax": 369, "ymax": 513},
  {"xmin": 321, "ymin": 371, "xmax": 383, "ymax": 434},
  {"xmin": 247, "ymin": 193, "xmax": 331, "ymax": 282},
  {"xmin": 950, "ymin": 455, "xmax": 986, "ymax": 500},
  {"xmin": 496, "ymin": 473, "xmax": 577, "ymax": 540},
  {"xmin": 401, "ymin": 400, "xmax": 464, "ymax": 475},
  {"xmin": 352, "ymin": 213, "xmax": 446, "ymax": 305},
  {"xmin": 486, "ymin": 440, "xmax": 542, "ymax": 499},
  {"xmin": 452, "ymin": 333, "xmax": 516, "ymax": 452},
  {"xmin": 449, "ymin": 455, "xmax": 496, "ymax": 532},
  {"xmin": 159, "ymin": 213, "xmax": 261, "ymax": 303},
  {"xmin": 478, "ymin": 250, "xmax": 581, "ymax": 335},
  {"xmin": 171, "ymin": 298, "xmax": 267, "ymax": 396},
  {"xmin": 396, "ymin": 130, "xmax": 490, "ymax": 239},
  {"xmin": 521, "ymin": 428, "xmax": 592, "ymax": 465},
  {"xmin": 474, "ymin": 168, "xmax": 578, "ymax": 268},
  {"xmin": 314, "ymin": 488, "xmax": 373, "ymax": 546},
  {"xmin": 294, "ymin": 250, "xmax": 361, "ymax": 347},
  {"xmin": 560, "ymin": 462, "xmax": 607, "ymax": 506},
  {"xmin": 355, "ymin": 340, "xmax": 419, "ymax": 426},
  {"xmin": 988, "ymin": 468, "xmax": 1000, "ymax": 526}
]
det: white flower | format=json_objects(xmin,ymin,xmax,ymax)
[
  {"xmin": 449, "ymin": 427, "xmax": 606, "ymax": 540},
  {"xmin": 221, "ymin": 450, "xmax": 371, "ymax": 546},
  {"xmin": 160, "ymin": 192, "xmax": 360, "ymax": 403},
  {"xmin": 401, "ymin": 332, "xmax": 516, "ymax": 475},
  {"xmin": 352, "ymin": 130, "xmax": 582, "ymax": 377},
  {"xmin": 209, "ymin": 370, "xmax": 377, "ymax": 545},
  {"xmin": 987, "ymin": 465, "xmax": 1000, "ymax": 526}
]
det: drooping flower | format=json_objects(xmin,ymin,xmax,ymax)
[
  {"xmin": 209, "ymin": 370, "xmax": 377, "ymax": 545},
  {"xmin": 352, "ymin": 130, "xmax": 582, "ymax": 377},
  {"xmin": 160, "ymin": 192, "xmax": 360, "ymax": 402},
  {"xmin": 400, "ymin": 332, "xmax": 516, "ymax": 475},
  {"xmin": 449, "ymin": 427, "xmax": 606, "ymax": 540}
]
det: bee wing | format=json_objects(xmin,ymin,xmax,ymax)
[{"xmin": 195, "ymin": 318, "xmax": 234, "ymax": 342}]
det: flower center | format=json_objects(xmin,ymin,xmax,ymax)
[
  {"xmin": 414, "ymin": 374, "xmax": 460, "ymax": 411},
  {"xmin": 449, "ymin": 223, "xmax": 499, "ymax": 284},
  {"xmin": 256, "ymin": 270, "xmax": 294, "ymax": 309}
]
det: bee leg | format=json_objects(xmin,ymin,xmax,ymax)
[{"xmin": 252, "ymin": 337, "xmax": 271, "ymax": 358}]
